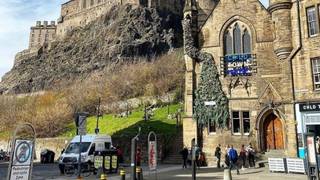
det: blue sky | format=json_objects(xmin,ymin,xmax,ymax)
[{"xmin": 0, "ymin": 0, "xmax": 269, "ymax": 80}]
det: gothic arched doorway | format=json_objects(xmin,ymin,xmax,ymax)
[{"xmin": 263, "ymin": 113, "xmax": 284, "ymax": 150}]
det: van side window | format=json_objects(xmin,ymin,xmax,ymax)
[
  {"xmin": 89, "ymin": 143, "xmax": 95, "ymax": 155},
  {"xmin": 105, "ymin": 142, "xmax": 110, "ymax": 149}
]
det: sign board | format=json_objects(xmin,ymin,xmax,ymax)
[
  {"xmin": 220, "ymin": 53, "xmax": 257, "ymax": 76},
  {"xmin": 94, "ymin": 156, "xmax": 103, "ymax": 169},
  {"xmin": 13, "ymin": 140, "xmax": 33, "ymax": 166},
  {"xmin": 148, "ymin": 141, "xmax": 157, "ymax": 170},
  {"xmin": 204, "ymin": 101, "xmax": 216, "ymax": 106},
  {"xmin": 307, "ymin": 136, "xmax": 317, "ymax": 165},
  {"xmin": 7, "ymin": 124, "xmax": 36, "ymax": 180},
  {"xmin": 10, "ymin": 166, "xmax": 30, "ymax": 180},
  {"xmin": 299, "ymin": 103, "xmax": 320, "ymax": 112},
  {"xmin": 77, "ymin": 114, "xmax": 87, "ymax": 135}
]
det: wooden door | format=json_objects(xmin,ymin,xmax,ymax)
[{"xmin": 264, "ymin": 114, "xmax": 284, "ymax": 150}]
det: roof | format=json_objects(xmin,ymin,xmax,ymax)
[{"xmin": 71, "ymin": 134, "xmax": 112, "ymax": 143}]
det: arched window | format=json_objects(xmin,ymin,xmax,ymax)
[
  {"xmin": 243, "ymin": 29, "xmax": 251, "ymax": 53},
  {"xmin": 224, "ymin": 31, "xmax": 233, "ymax": 55},
  {"xmin": 233, "ymin": 24, "xmax": 241, "ymax": 54},
  {"xmin": 223, "ymin": 22, "xmax": 252, "ymax": 55}
]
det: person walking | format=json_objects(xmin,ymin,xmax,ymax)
[
  {"xmin": 180, "ymin": 147, "xmax": 189, "ymax": 168},
  {"xmin": 228, "ymin": 145, "xmax": 240, "ymax": 175},
  {"xmin": 246, "ymin": 143, "xmax": 255, "ymax": 168},
  {"xmin": 224, "ymin": 145, "xmax": 231, "ymax": 167},
  {"xmin": 239, "ymin": 144, "xmax": 247, "ymax": 169},
  {"xmin": 214, "ymin": 144, "xmax": 222, "ymax": 168}
]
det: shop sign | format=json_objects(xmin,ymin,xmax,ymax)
[
  {"xmin": 307, "ymin": 136, "xmax": 317, "ymax": 165},
  {"xmin": 299, "ymin": 103, "xmax": 320, "ymax": 112}
]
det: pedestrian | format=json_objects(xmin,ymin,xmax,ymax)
[
  {"xmin": 180, "ymin": 147, "xmax": 189, "ymax": 168},
  {"xmin": 116, "ymin": 145, "xmax": 124, "ymax": 164},
  {"xmin": 228, "ymin": 145, "xmax": 240, "ymax": 175},
  {"xmin": 136, "ymin": 148, "xmax": 142, "ymax": 167},
  {"xmin": 246, "ymin": 143, "xmax": 255, "ymax": 168},
  {"xmin": 214, "ymin": 144, "xmax": 222, "ymax": 168},
  {"xmin": 195, "ymin": 146, "xmax": 201, "ymax": 169},
  {"xmin": 239, "ymin": 144, "xmax": 247, "ymax": 169},
  {"xmin": 224, "ymin": 145, "xmax": 230, "ymax": 167}
]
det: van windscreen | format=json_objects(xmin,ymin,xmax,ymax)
[{"xmin": 65, "ymin": 142, "xmax": 91, "ymax": 154}]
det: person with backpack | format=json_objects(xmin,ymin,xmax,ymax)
[
  {"xmin": 214, "ymin": 144, "xmax": 222, "ymax": 168},
  {"xmin": 228, "ymin": 145, "xmax": 240, "ymax": 175}
]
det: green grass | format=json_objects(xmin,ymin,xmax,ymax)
[{"xmin": 60, "ymin": 103, "xmax": 183, "ymax": 138}]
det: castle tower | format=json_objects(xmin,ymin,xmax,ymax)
[{"xmin": 268, "ymin": 0, "xmax": 293, "ymax": 60}]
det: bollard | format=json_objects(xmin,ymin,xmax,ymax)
[
  {"xmin": 120, "ymin": 169, "xmax": 126, "ymax": 180},
  {"xmin": 223, "ymin": 168, "xmax": 232, "ymax": 180},
  {"xmin": 136, "ymin": 167, "xmax": 143, "ymax": 180},
  {"xmin": 100, "ymin": 174, "xmax": 107, "ymax": 180}
]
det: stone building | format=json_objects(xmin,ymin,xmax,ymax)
[
  {"xmin": 183, "ymin": 0, "xmax": 320, "ymax": 166},
  {"xmin": 56, "ymin": 0, "xmax": 184, "ymax": 38},
  {"xmin": 29, "ymin": 21, "xmax": 57, "ymax": 51}
]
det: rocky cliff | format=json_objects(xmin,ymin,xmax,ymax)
[{"xmin": 0, "ymin": 4, "xmax": 182, "ymax": 94}]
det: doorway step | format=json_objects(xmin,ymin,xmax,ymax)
[{"xmin": 255, "ymin": 150, "xmax": 285, "ymax": 168}]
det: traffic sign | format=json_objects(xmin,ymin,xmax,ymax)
[
  {"xmin": 10, "ymin": 166, "xmax": 30, "ymax": 180},
  {"xmin": 13, "ymin": 140, "xmax": 33, "ymax": 166}
]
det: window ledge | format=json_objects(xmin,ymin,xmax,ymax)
[
  {"xmin": 208, "ymin": 132, "xmax": 217, "ymax": 136},
  {"xmin": 232, "ymin": 133, "xmax": 242, "ymax": 136},
  {"xmin": 309, "ymin": 34, "xmax": 319, "ymax": 38}
]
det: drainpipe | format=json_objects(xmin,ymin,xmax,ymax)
[{"xmin": 288, "ymin": 0, "xmax": 302, "ymax": 157}]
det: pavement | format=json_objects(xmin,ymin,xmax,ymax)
[{"xmin": 0, "ymin": 162, "xmax": 308, "ymax": 180}]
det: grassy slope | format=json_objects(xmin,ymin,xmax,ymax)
[{"xmin": 60, "ymin": 103, "xmax": 183, "ymax": 137}]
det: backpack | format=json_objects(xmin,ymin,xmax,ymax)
[{"xmin": 229, "ymin": 149, "xmax": 238, "ymax": 162}]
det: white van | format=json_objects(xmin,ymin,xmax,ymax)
[{"xmin": 58, "ymin": 134, "xmax": 112, "ymax": 173}]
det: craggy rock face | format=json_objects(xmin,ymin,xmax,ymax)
[{"xmin": 0, "ymin": 4, "xmax": 182, "ymax": 94}]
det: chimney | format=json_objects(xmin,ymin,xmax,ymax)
[
  {"xmin": 51, "ymin": 21, "xmax": 56, "ymax": 26},
  {"xmin": 43, "ymin": 21, "xmax": 48, "ymax": 26}
]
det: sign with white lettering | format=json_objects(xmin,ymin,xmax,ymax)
[
  {"xmin": 299, "ymin": 103, "xmax": 320, "ymax": 112},
  {"xmin": 220, "ymin": 53, "xmax": 257, "ymax": 76},
  {"xmin": 148, "ymin": 141, "xmax": 157, "ymax": 170},
  {"xmin": 204, "ymin": 101, "xmax": 216, "ymax": 106},
  {"xmin": 10, "ymin": 166, "xmax": 30, "ymax": 180}
]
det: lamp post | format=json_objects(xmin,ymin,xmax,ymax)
[
  {"xmin": 95, "ymin": 98, "xmax": 102, "ymax": 134},
  {"xmin": 131, "ymin": 127, "xmax": 141, "ymax": 180}
]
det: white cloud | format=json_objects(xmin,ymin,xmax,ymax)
[{"xmin": 0, "ymin": 0, "xmax": 67, "ymax": 79}]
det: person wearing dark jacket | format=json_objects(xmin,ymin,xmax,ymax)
[
  {"xmin": 180, "ymin": 147, "xmax": 189, "ymax": 168},
  {"xmin": 214, "ymin": 144, "xmax": 222, "ymax": 168},
  {"xmin": 228, "ymin": 145, "xmax": 240, "ymax": 175}
]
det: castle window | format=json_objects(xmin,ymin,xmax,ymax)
[
  {"xmin": 224, "ymin": 31, "xmax": 233, "ymax": 55},
  {"xmin": 91, "ymin": 0, "xmax": 94, "ymax": 6},
  {"xmin": 312, "ymin": 57, "xmax": 320, "ymax": 90},
  {"xmin": 307, "ymin": 6, "xmax": 318, "ymax": 37}
]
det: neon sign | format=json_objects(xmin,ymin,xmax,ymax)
[{"xmin": 220, "ymin": 54, "xmax": 257, "ymax": 76}]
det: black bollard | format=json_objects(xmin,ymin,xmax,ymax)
[
  {"xmin": 120, "ymin": 169, "xmax": 126, "ymax": 180},
  {"xmin": 136, "ymin": 167, "xmax": 143, "ymax": 180}
]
